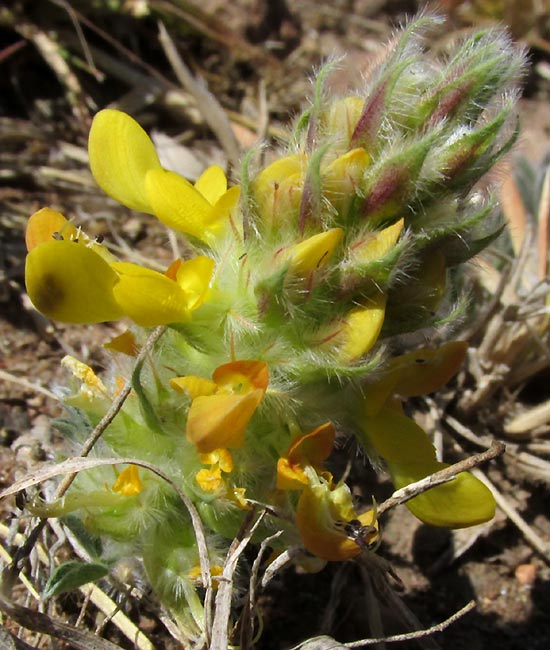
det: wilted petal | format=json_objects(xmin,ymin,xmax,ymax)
[
  {"xmin": 88, "ymin": 109, "xmax": 162, "ymax": 213},
  {"xmin": 111, "ymin": 262, "xmax": 190, "ymax": 326},
  {"xmin": 359, "ymin": 407, "xmax": 496, "ymax": 527},
  {"xmin": 103, "ymin": 330, "xmax": 140, "ymax": 356},
  {"xmin": 25, "ymin": 240, "xmax": 123, "ymax": 323},
  {"xmin": 362, "ymin": 341, "xmax": 467, "ymax": 416}
]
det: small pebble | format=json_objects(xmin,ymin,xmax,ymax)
[{"xmin": 515, "ymin": 563, "xmax": 537, "ymax": 586}]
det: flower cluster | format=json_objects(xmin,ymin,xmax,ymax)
[{"xmin": 24, "ymin": 16, "xmax": 525, "ymax": 640}]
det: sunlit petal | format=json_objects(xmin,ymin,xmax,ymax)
[
  {"xmin": 145, "ymin": 168, "xmax": 214, "ymax": 241},
  {"xmin": 212, "ymin": 360, "xmax": 269, "ymax": 394},
  {"xmin": 176, "ymin": 256, "xmax": 215, "ymax": 310},
  {"xmin": 25, "ymin": 240, "xmax": 123, "ymax": 323},
  {"xmin": 170, "ymin": 376, "xmax": 218, "ymax": 398},
  {"xmin": 88, "ymin": 109, "xmax": 161, "ymax": 213},
  {"xmin": 111, "ymin": 262, "xmax": 190, "ymax": 326},
  {"xmin": 194, "ymin": 165, "xmax": 227, "ymax": 204}
]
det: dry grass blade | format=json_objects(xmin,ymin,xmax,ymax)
[
  {"xmin": 210, "ymin": 509, "xmax": 266, "ymax": 649},
  {"xmin": 0, "ymin": 594, "xmax": 124, "ymax": 650},
  {"xmin": 537, "ymin": 165, "xmax": 550, "ymax": 280},
  {"xmin": 158, "ymin": 20, "xmax": 241, "ymax": 168}
]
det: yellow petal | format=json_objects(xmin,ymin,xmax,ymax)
[
  {"xmin": 25, "ymin": 208, "xmax": 78, "ymax": 251},
  {"xmin": 281, "ymin": 228, "xmax": 344, "ymax": 276},
  {"xmin": 170, "ymin": 376, "xmax": 218, "ymax": 398},
  {"xmin": 25, "ymin": 240, "xmax": 123, "ymax": 323},
  {"xmin": 199, "ymin": 448, "xmax": 234, "ymax": 473},
  {"xmin": 276, "ymin": 457, "xmax": 310, "ymax": 490},
  {"xmin": 88, "ymin": 109, "xmax": 161, "ymax": 213},
  {"xmin": 196, "ymin": 466, "xmax": 224, "ymax": 492},
  {"xmin": 111, "ymin": 262, "xmax": 190, "ymax": 326},
  {"xmin": 351, "ymin": 218, "xmax": 404, "ymax": 264},
  {"xmin": 322, "ymin": 148, "xmax": 370, "ymax": 215},
  {"xmin": 176, "ymin": 256, "xmax": 215, "ymax": 310},
  {"xmin": 194, "ymin": 165, "xmax": 227, "ymax": 204},
  {"xmin": 186, "ymin": 390, "xmax": 264, "ymax": 453},
  {"xmin": 359, "ymin": 407, "xmax": 496, "ymax": 528},
  {"xmin": 324, "ymin": 97, "xmax": 365, "ymax": 145},
  {"xmin": 251, "ymin": 153, "xmax": 306, "ymax": 229},
  {"xmin": 145, "ymin": 168, "xmax": 215, "ymax": 241},
  {"xmin": 112, "ymin": 465, "xmax": 143, "ymax": 496},
  {"xmin": 210, "ymin": 185, "xmax": 241, "ymax": 230},
  {"xmin": 336, "ymin": 292, "xmax": 387, "ymax": 362},
  {"xmin": 212, "ymin": 360, "xmax": 269, "ymax": 395}
]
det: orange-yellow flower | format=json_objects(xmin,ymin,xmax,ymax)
[
  {"xmin": 296, "ymin": 469, "xmax": 379, "ymax": 561},
  {"xmin": 171, "ymin": 360, "xmax": 269, "ymax": 453},
  {"xmin": 276, "ymin": 422, "xmax": 335, "ymax": 490}
]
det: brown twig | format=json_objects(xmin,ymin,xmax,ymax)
[
  {"xmin": 342, "ymin": 600, "xmax": 476, "ymax": 648},
  {"xmin": 376, "ymin": 441, "xmax": 506, "ymax": 518}
]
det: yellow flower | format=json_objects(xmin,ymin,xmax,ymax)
[
  {"xmin": 196, "ymin": 449, "xmax": 234, "ymax": 493},
  {"xmin": 25, "ymin": 208, "xmax": 214, "ymax": 326},
  {"xmin": 171, "ymin": 360, "xmax": 269, "ymax": 453},
  {"xmin": 276, "ymin": 422, "xmax": 336, "ymax": 490},
  {"xmin": 296, "ymin": 468, "xmax": 379, "ymax": 561},
  {"xmin": 88, "ymin": 109, "xmax": 240, "ymax": 244},
  {"xmin": 112, "ymin": 465, "xmax": 143, "ymax": 496}
]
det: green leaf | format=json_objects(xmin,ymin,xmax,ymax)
[
  {"xmin": 63, "ymin": 515, "xmax": 103, "ymax": 558},
  {"xmin": 43, "ymin": 561, "xmax": 109, "ymax": 599}
]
